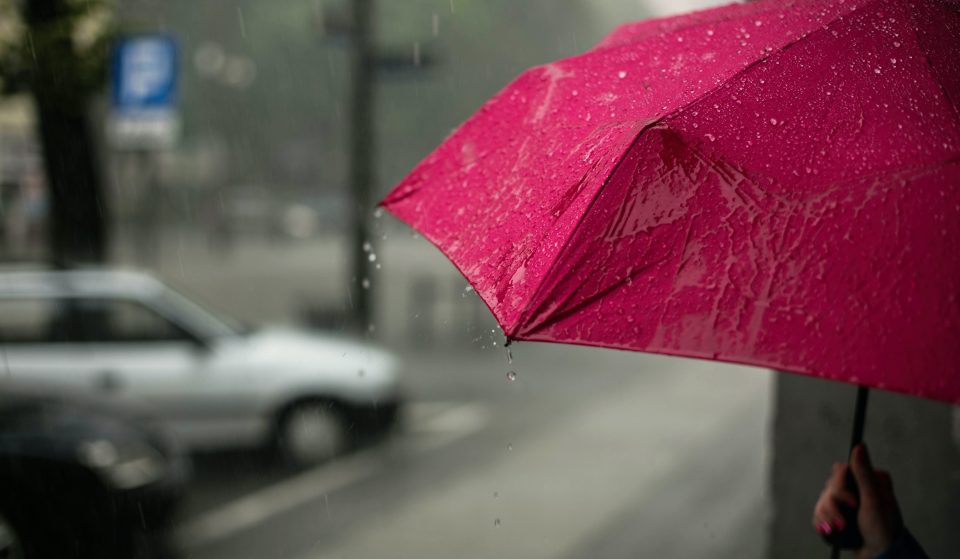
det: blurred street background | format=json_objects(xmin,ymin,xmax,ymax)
[{"xmin": 0, "ymin": 0, "xmax": 956, "ymax": 558}]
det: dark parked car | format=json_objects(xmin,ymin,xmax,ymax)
[{"xmin": 0, "ymin": 385, "xmax": 190, "ymax": 558}]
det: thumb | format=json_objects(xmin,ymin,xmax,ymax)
[{"xmin": 850, "ymin": 443, "xmax": 878, "ymax": 501}]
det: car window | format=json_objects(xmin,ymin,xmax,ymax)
[
  {"xmin": 74, "ymin": 299, "xmax": 192, "ymax": 343},
  {"xmin": 0, "ymin": 299, "xmax": 58, "ymax": 344},
  {"xmin": 0, "ymin": 297, "xmax": 191, "ymax": 344}
]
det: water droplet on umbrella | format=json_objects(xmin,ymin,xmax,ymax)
[
  {"xmin": 706, "ymin": 29, "xmax": 714, "ymax": 36},
  {"xmin": 893, "ymin": 41, "xmax": 901, "ymax": 47},
  {"xmin": 874, "ymin": 67, "xmax": 882, "ymax": 74},
  {"xmin": 705, "ymin": 133, "xmax": 716, "ymax": 142},
  {"xmin": 618, "ymin": 70, "xmax": 627, "ymax": 79},
  {"xmin": 769, "ymin": 118, "xmax": 778, "ymax": 125}
]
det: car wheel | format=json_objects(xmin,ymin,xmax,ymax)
[{"xmin": 276, "ymin": 401, "xmax": 348, "ymax": 467}]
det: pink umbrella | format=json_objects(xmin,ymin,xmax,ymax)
[
  {"xmin": 383, "ymin": 0, "xmax": 959, "ymax": 405},
  {"xmin": 383, "ymin": 0, "xmax": 958, "ymax": 552}
]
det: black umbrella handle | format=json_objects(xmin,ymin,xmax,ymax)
[{"xmin": 825, "ymin": 386, "xmax": 870, "ymax": 557}]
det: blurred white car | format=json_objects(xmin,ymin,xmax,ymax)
[{"xmin": 0, "ymin": 269, "xmax": 402, "ymax": 465}]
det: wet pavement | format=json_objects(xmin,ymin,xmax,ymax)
[{"xmin": 173, "ymin": 344, "xmax": 771, "ymax": 559}]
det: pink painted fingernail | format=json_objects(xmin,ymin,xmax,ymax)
[{"xmin": 817, "ymin": 521, "xmax": 833, "ymax": 535}]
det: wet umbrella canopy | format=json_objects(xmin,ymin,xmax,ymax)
[{"xmin": 383, "ymin": 0, "xmax": 960, "ymax": 404}]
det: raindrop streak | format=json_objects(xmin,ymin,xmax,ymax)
[
  {"xmin": 237, "ymin": 7, "xmax": 247, "ymax": 39},
  {"xmin": 506, "ymin": 370, "xmax": 517, "ymax": 381},
  {"xmin": 506, "ymin": 345, "xmax": 513, "ymax": 364},
  {"xmin": 432, "ymin": 13, "xmax": 440, "ymax": 37}
]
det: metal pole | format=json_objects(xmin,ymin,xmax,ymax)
[
  {"xmin": 830, "ymin": 385, "xmax": 870, "ymax": 559},
  {"xmin": 347, "ymin": 0, "xmax": 375, "ymax": 333}
]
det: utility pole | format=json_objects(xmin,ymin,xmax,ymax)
[{"xmin": 347, "ymin": 0, "xmax": 375, "ymax": 332}]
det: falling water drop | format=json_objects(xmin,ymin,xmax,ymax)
[
  {"xmin": 368, "ymin": 253, "xmax": 377, "ymax": 262},
  {"xmin": 506, "ymin": 371, "xmax": 517, "ymax": 381},
  {"xmin": 506, "ymin": 345, "xmax": 513, "ymax": 364},
  {"xmin": 362, "ymin": 241, "xmax": 372, "ymax": 252},
  {"xmin": 361, "ymin": 278, "xmax": 371, "ymax": 289}
]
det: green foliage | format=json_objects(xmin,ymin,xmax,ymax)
[{"xmin": 0, "ymin": 0, "xmax": 117, "ymax": 113}]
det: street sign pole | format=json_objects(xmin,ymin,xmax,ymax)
[
  {"xmin": 108, "ymin": 35, "xmax": 179, "ymax": 265},
  {"xmin": 348, "ymin": 0, "xmax": 375, "ymax": 333}
]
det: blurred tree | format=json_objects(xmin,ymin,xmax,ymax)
[{"xmin": 0, "ymin": 0, "xmax": 116, "ymax": 264}]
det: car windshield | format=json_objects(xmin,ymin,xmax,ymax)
[{"xmin": 154, "ymin": 287, "xmax": 247, "ymax": 338}]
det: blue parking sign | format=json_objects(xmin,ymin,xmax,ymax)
[
  {"xmin": 110, "ymin": 35, "xmax": 179, "ymax": 148},
  {"xmin": 112, "ymin": 35, "xmax": 177, "ymax": 110}
]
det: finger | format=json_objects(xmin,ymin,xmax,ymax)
[
  {"xmin": 850, "ymin": 443, "xmax": 878, "ymax": 502},
  {"xmin": 825, "ymin": 462, "xmax": 848, "ymax": 493},
  {"xmin": 832, "ymin": 488, "xmax": 859, "ymax": 509},
  {"xmin": 875, "ymin": 470, "xmax": 894, "ymax": 493},
  {"xmin": 813, "ymin": 497, "xmax": 847, "ymax": 533}
]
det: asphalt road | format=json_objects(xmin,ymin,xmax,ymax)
[{"xmin": 172, "ymin": 344, "xmax": 773, "ymax": 559}]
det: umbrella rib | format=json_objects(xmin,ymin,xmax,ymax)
[
  {"xmin": 645, "ymin": 0, "xmax": 889, "ymax": 139},
  {"xmin": 903, "ymin": 0, "xmax": 960, "ymax": 124},
  {"xmin": 508, "ymin": 122, "xmax": 654, "ymax": 338}
]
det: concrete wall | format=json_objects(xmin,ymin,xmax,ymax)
[{"xmin": 768, "ymin": 373, "xmax": 960, "ymax": 558}]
